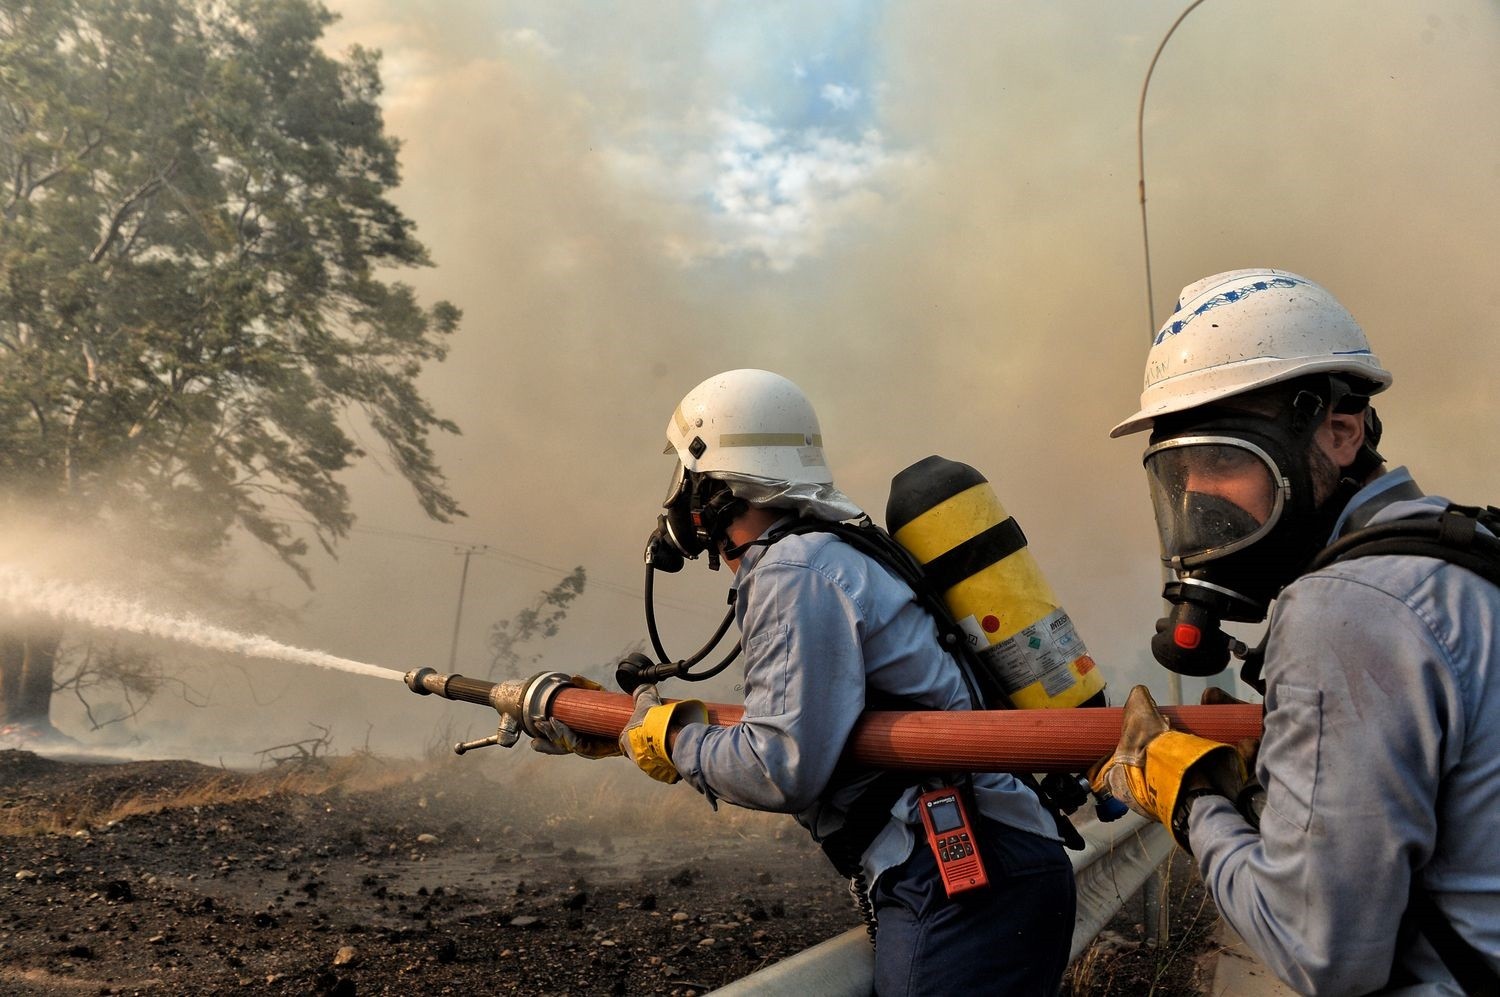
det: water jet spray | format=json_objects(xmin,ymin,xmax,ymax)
[{"xmin": 0, "ymin": 565, "xmax": 405, "ymax": 683}]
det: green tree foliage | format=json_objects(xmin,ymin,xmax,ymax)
[{"xmin": 0, "ymin": 0, "xmax": 462, "ymax": 726}]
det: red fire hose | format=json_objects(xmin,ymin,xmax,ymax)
[
  {"xmin": 403, "ymin": 669, "xmax": 1262, "ymax": 772},
  {"xmin": 547, "ymin": 685, "xmax": 1261, "ymax": 773}
]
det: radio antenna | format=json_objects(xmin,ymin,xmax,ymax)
[{"xmin": 1138, "ymin": 0, "xmax": 1211, "ymax": 337}]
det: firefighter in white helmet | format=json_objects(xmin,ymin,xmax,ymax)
[
  {"xmin": 548, "ymin": 369, "xmax": 1076, "ymax": 995},
  {"xmin": 1095, "ymin": 270, "xmax": 1500, "ymax": 993}
]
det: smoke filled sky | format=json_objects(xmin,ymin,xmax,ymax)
[{"xmin": 173, "ymin": 0, "xmax": 1500, "ymax": 758}]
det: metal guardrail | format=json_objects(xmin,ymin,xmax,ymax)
[{"xmin": 711, "ymin": 812, "xmax": 1174, "ymax": 996}]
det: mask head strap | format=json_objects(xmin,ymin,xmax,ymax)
[{"xmin": 660, "ymin": 468, "xmax": 747, "ymax": 571}]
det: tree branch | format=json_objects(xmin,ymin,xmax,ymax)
[
  {"xmin": 256, "ymin": 724, "xmax": 333, "ymax": 767},
  {"xmin": 27, "ymin": 398, "xmax": 48, "ymax": 437},
  {"xmin": 89, "ymin": 159, "xmax": 176, "ymax": 264},
  {"xmin": 4, "ymin": 125, "xmax": 105, "ymax": 222},
  {"xmin": 124, "ymin": 394, "xmax": 167, "ymax": 439}
]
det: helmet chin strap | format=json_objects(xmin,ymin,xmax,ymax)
[
  {"xmin": 697, "ymin": 486, "xmax": 747, "ymax": 571},
  {"xmin": 657, "ymin": 470, "xmax": 747, "ymax": 572},
  {"xmin": 1348, "ymin": 406, "xmax": 1384, "ymax": 482}
]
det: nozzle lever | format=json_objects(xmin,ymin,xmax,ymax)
[{"xmin": 454, "ymin": 713, "xmax": 520, "ymax": 755}]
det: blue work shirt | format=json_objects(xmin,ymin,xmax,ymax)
[
  {"xmin": 1191, "ymin": 468, "xmax": 1500, "ymax": 994},
  {"xmin": 670, "ymin": 523, "xmax": 1059, "ymax": 890}
]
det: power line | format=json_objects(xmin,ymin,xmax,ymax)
[{"xmin": 262, "ymin": 513, "xmax": 722, "ymax": 619}]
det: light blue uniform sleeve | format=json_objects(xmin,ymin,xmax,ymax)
[
  {"xmin": 1190, "ymin": 569, "xmax": 1463, "ymax": 995},
  {"xmin": 670, "ymin": 557, "xmax": 867, "ymax": 813}
]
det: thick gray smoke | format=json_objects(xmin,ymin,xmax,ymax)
[{"xmin": 23, "ymin": 2, "xmax": 1498, "ymax": 772}]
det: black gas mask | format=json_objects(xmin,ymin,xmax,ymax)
[
  {"xmin": 647, "ymin": 460, "xmax": 747, "ymax": 573},
  {"xmin": 628, "ymin": 461, "xmax": 746, "ymax": 695},
  {"xmin": 1144, "ymin": 384, "xmax": 1375, "ymax": 678}
]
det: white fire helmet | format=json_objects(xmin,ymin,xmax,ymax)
[
  {"xmin": 1111, "ymin": 269, "xmax": 1392, "ymax": 438},
  {"xmin": 666, "ymin": 369, "xmax": 832, "ymax": 481},
  {"xmin": 664, "ymin": 369, "xmax": 862, "ymax": 522}
]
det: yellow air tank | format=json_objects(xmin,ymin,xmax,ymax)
[{"xmin": 887, "ymin": 456, "xmax": 1106, "ymax": 710}]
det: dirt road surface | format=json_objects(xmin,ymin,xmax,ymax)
[
  {"xmin": 0, "ymin": 748, "xmax": 863, "ymax": 995},
  {"xmin": 0, "ymin": 748, "xmax": 1218, "ymax": 995}
]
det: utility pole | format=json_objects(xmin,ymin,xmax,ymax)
[{"xmin": 447, "ymin": 545, "xmax": 488, "ymax": 672}]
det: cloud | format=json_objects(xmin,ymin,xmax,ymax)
[
  {"xmin": 504, "ymin": 27, "xmax": 558, "ymax": 59},
  {"xmin": 707, "ymin": 114, "xmax": 895, "ymax": 268},
  {"xmin": 605, "ymin": 107, "xmax": 923, "ymax": 271},
  {"xmin": 820, "ymin": 82, "xmax": 861, "ymax": 110}
]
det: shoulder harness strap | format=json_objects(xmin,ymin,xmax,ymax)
[
  {"xmin": 748, "ymin": 517, "xmax": 1087, "ymax": 853},
  {"xmin": 1304, "ymin": 503, "xmax": 1500, "ymax": 991},
  {"xmin": 1389, "ymin": 884, "xmax": 1500, "ymax": 994},
  {"xmin": 1308, "ymin": 503, "xmax": 1500, "ymax": 588}
]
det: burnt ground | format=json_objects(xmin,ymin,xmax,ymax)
[{"xmin": 0, "ymin": 748, "xmax": 1222, "ymax": 995}]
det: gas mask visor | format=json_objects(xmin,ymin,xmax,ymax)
[
  {"xmin": 1142, "ymin": 435, "xmax": 1288, "ymax": 570},
  {"xmin": 663, "ymin": 457, "xmax": 689, "ymax": 508},
  {"xmin": 653, "ymin": 459, "xmax": 700, "ymax": 567}
]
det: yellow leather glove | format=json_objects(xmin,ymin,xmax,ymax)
[
  {"xmin": 618, "ymin": 683, "xmax": 708, "ymax": 784},
  {"xmin": 1091, "ymin": 684, "xmax": 1248, "ymax": 848},
  {"xmin": 530, "ymin": 676, "xmax": 622, "ymax": 759}
]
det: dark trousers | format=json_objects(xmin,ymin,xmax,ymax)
[{"xmin": 871, "ymin": 820, "xmax": 1075, "ymax": 996}]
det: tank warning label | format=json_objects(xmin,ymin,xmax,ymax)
[
  {"xmin": 974, "ymin": 608, "xmax": 1090, "ymax": 698},
  {"xmin": 956, "ymin": 614, "xmax": 989, "ymax": 652}
]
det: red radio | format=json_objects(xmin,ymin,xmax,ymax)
[{"xmin": 917, "ymin": 786, "xmax": 989, "ymax": 897}]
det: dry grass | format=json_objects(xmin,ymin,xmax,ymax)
[
  {"xmin": 517, "ymin": 756, "xmax": 795, "ymax": 842},
  {"xmin": 0, "ymin": 754, "xmax": 414, "ymax": 837},
  {"xmin": 1063, "ymin": 850, "xmax": 1220, "ymax": 996},
  {"xmin": 0, "ymin": 742, "xmax": 789, "ymax": 842}
]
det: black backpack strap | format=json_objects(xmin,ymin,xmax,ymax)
[
  {"xmin": 1391, "ymin": 883, "xmax": 1500, "ymax": 994},
  {"xmin": 819, "ymin": 773, "xmax": 923, "ymax": 879},
  {"xmin": 1309, "ymin": 504, "xmax": 1500, "ymax": 589},
  {"xmin": 1311, "ymin": 504, "xmax": 1500, "ymax": 991},
  {"xmin": 754, "ymin": 517, "xmax": 1089, "ymax": 850}
]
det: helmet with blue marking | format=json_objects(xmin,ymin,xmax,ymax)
[{"xmin": 1111, "ymin": 269, "xmax": 1392, "ymax": 438}]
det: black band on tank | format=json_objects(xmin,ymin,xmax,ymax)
[{"xmin": 922, "ymin": 517, "xmax": 1028, "ymax": 593}]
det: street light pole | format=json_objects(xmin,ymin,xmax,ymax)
[{"xmin": 1138, "ymin": 0, "xmax": 1210, "ymax": 710}]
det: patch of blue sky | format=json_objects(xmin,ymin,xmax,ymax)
[
  {"xmin": 489, "ymin": 0, "xmax": 887, "ymax": 145},
  {"xmin": 685, "ymin": 2, "xmax": 912, "ymax": 270},
  {"xmin": 700, "ymin": 0, "xmax": 886, "ymax": 137},
  {"xmin": 489, "ymin": 0, "xmax": 909, "ymax": 272}
]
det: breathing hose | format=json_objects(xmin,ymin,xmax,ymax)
[{"xmin": 637, "ymin": 561, "xmax": 742, "ymax": 691}]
